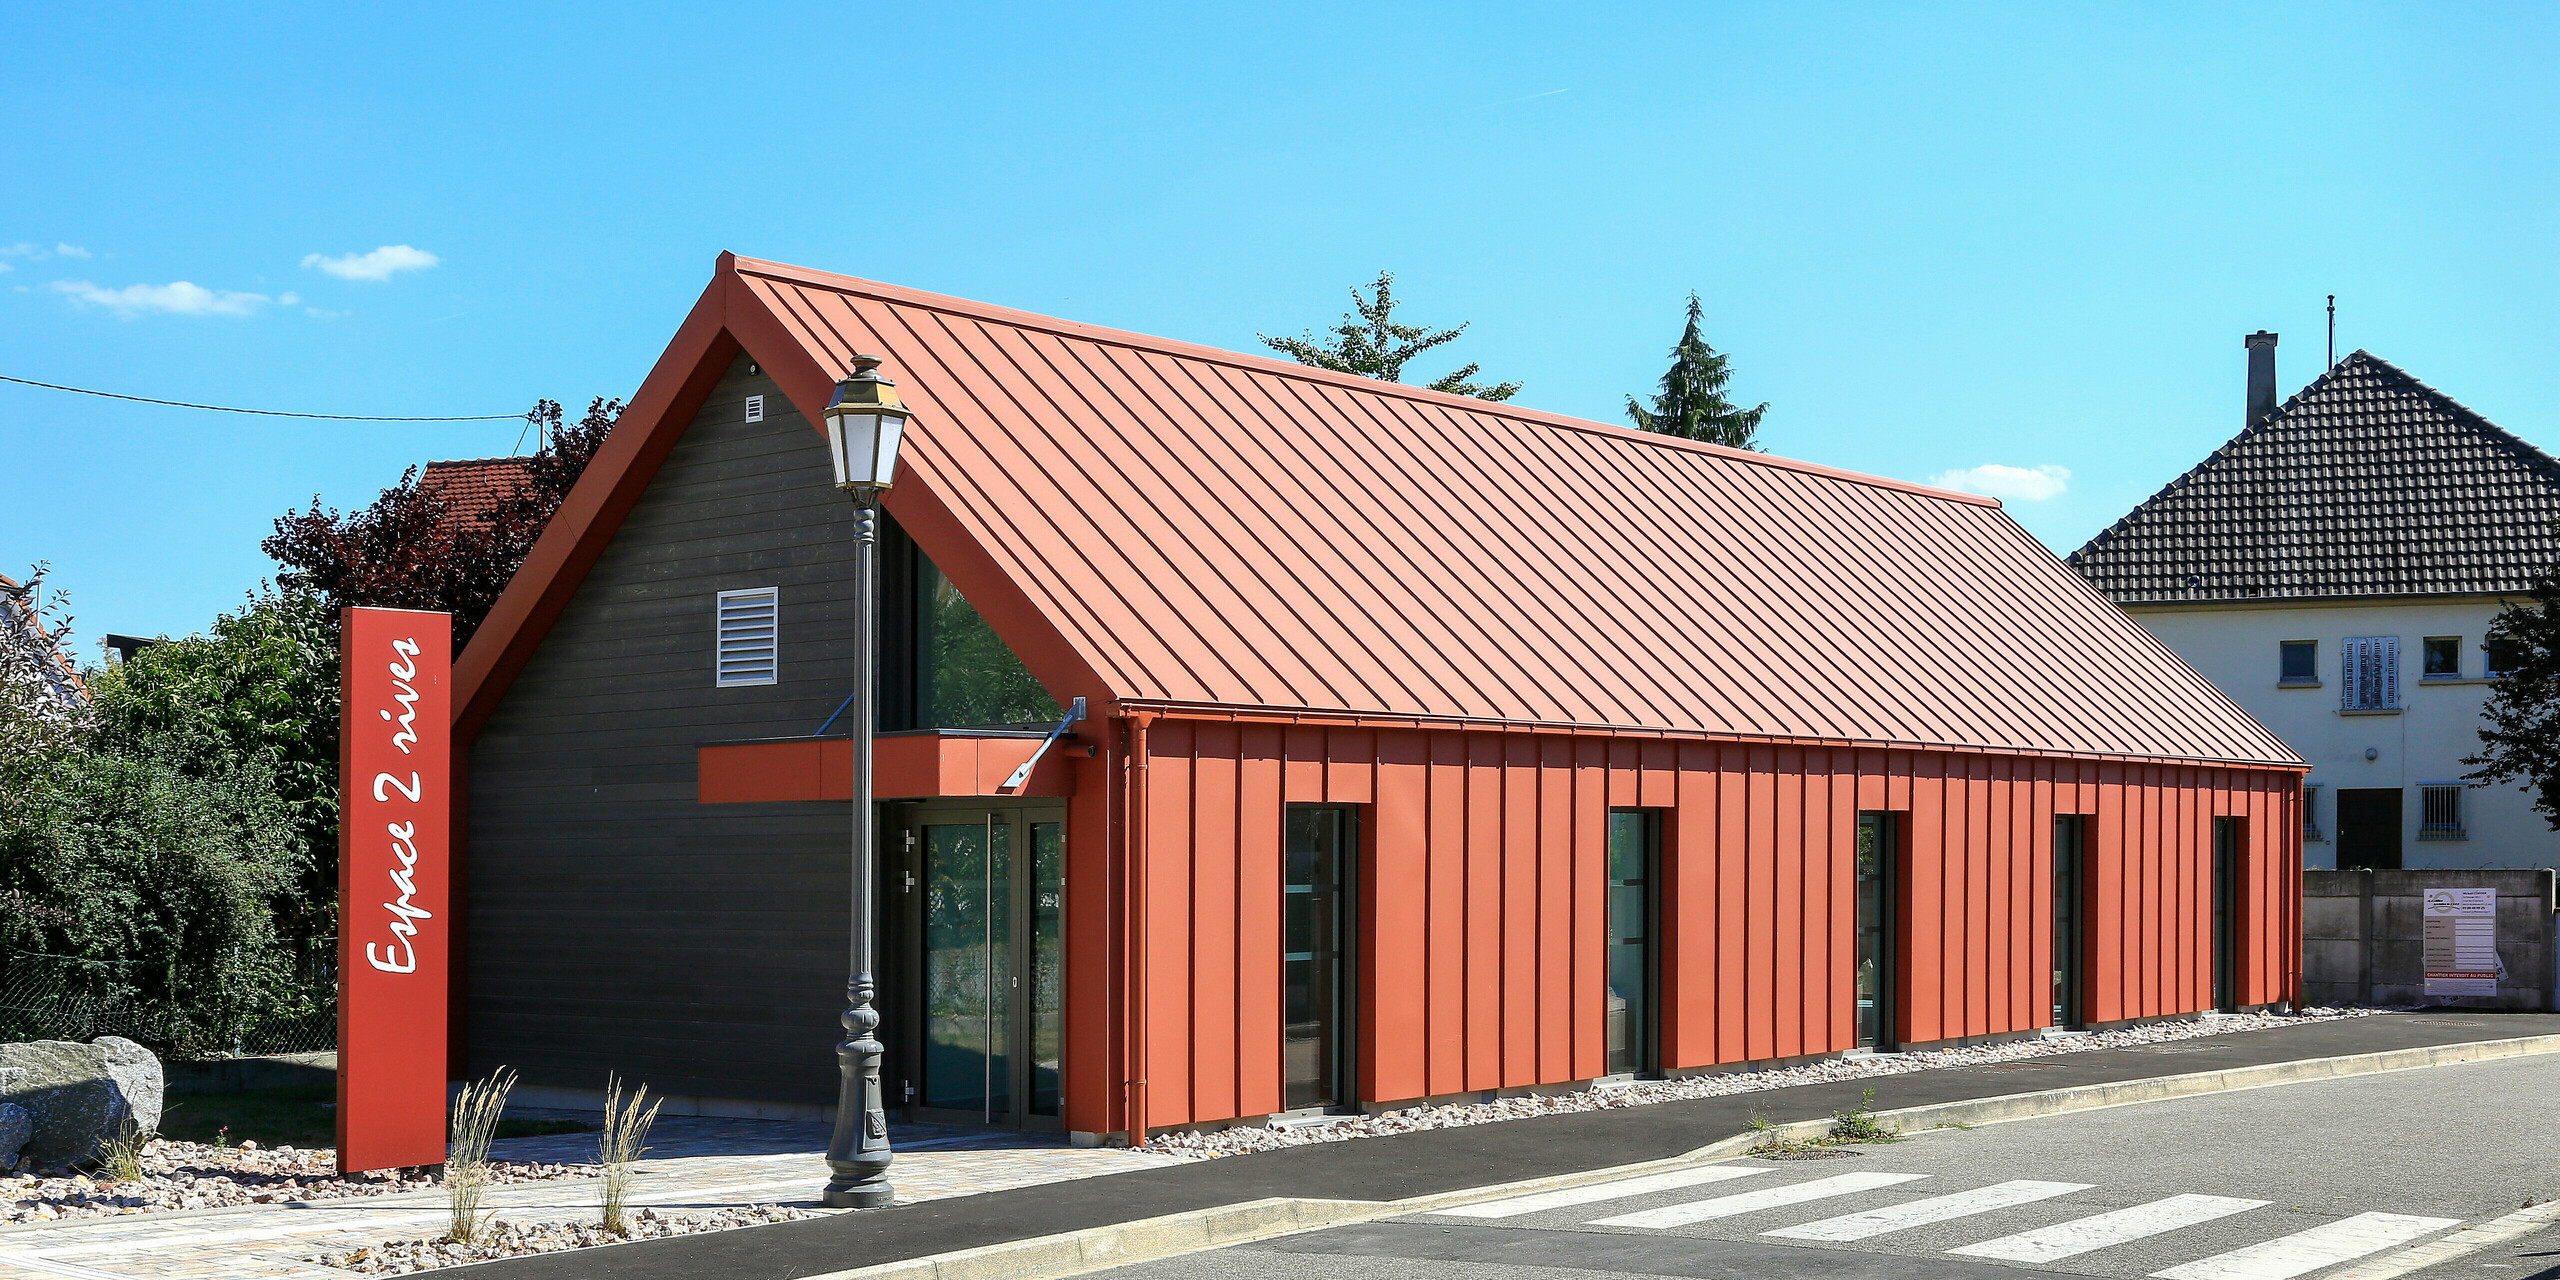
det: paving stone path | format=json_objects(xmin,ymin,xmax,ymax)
[{"xmin": 0, "ymin": 1116, "xmax": 1182, "ymax": 1280}]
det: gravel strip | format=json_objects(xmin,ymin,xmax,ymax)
[
  {"xmin": 0, "ymin": 1139, "xmax": 587, "ymax": 1224},
  {"xmin": 1151, "ymin": 1006, "xmax": 2393, "ymax": 1159},
  {"xmin": 309, "ymin": 1205, "xmax": 814, "ymax": 1274}
]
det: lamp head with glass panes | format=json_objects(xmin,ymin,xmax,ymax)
[{"xmin": 823, "ymin": 355, "xmax": 910, "ymax": 495}]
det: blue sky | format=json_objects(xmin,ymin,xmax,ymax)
[{"xmin": 5, "ymin": 3, "xmax": 2556, "ymax": 645}]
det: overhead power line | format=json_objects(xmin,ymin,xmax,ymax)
[{"xmin": 0, "ymin": 374, "xmax": 520, "ymax": 422}]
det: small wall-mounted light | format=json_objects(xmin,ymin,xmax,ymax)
[{"xmin": 2364, "ymin": 747, "xmax": 2380, "ymax": 761}]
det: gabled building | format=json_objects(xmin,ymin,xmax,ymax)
[
  {"xmin": 452, "ymin": 255, "xmax": 2304, "ymax": 1142},
  {"xmin": 2071, "ymin": 336, "xmax": 2560, "ymax": 871}
]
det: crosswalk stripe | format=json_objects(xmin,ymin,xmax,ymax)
[
  {"xmin": 1435, "ymin": 1167, "xmax": 1769, "ymax": 1218},
  {"xmin": 1951, "ymin": 1194, "xmax": 2270, "ymax": 1263},
  {"xmin": 1764, "ymin": 1179, "xmax": 2095, "ymax": 1242},
  {"xmin": 1589, "ymin": 1172, "xmax": 1931, "ymax": 1230},
  {"xmin": 2150, "ymin": 1211, "xmax": 2463, "ymax": 1280}
]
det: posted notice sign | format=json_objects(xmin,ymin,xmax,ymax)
[
  {"xmin": 338, "ymin": 607, "xmax": 452, "ymax": 1173},
  {"xmin": 2422, "ymin": 887, "xmax": 2499, "ymax": 999}
]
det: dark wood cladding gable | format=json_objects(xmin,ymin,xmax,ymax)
[{"xmin": 466, "ymin": 352, "xmax": 870, "ymax": 1103}]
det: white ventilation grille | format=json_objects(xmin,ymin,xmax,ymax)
[
  {"xmin": 745, "ymin": 394, "xmax": 763, "ymax": 423},
  {"xmin": 715, "ymin": 587, "xmax": 779, "ymax": 687}
]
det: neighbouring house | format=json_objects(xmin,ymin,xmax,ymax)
[
  {"xmin": 419, "ymin": 456, "xmax": 536, "ymax": 524},
  {"xmin": 2070, "ymin": 334, "xmax": 2560, "ymax": 872},
  {"xmin": 0, "ymin": 572, "xmax": 84, "ymax": 722},
  {"xmin": 451, "ymin": 254, "xmax": 2304, "ymax": 1142}
]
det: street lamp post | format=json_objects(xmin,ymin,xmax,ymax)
[{"xmin": 819, "ymin": 354, "xmax": 910, "ymax": 1210}]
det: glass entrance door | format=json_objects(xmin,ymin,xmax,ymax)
[{"xmin": 906, "ymin": 806, "xmax": 1063, "ymax": 1129}]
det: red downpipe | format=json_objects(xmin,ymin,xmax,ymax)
[{"xmin": 1124, "ymin": 714, "xmax": 1154, "ymax": 1146}]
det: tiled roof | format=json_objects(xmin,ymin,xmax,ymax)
[
  {"xmin": 420, "ymin": 457, "xmax": 536, "ymax": 526},
  {"xmin": 0, "ymin": 572, "xmax": 85, "ymax": 716},
  {"xmin": 2069, "ymin": 351, "xmax": 2560, "ymax": 605}
]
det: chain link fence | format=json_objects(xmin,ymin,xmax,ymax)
[{"xmin": 0, "ymin": 941, "xmax": 336, "ymax": 1059}]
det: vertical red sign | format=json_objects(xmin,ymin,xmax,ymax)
[{"xmin": 337, "ymin": 607, "xmax": 452, "ymax": 1173}]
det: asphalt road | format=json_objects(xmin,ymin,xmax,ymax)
[{"xmin": 1092, "ymin": 1051, "xmax": 2560, "ymax": 1280}]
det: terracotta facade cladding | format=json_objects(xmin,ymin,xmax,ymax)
[
  {"xmin": 1104, "ymin": 723, "xmax": 2297, "ymax": 1128},
  {"xmin": 454, "ymin": 254, "xmax": 2306, "ymax": 1140}
]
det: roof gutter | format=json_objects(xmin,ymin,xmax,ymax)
[{"xmin": 1110, "ymin": 699, "xmax": 2308, "ymax": 772}]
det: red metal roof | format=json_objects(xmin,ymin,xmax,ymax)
[{"xmin": 458, "ymin": 255, "xmax": 2298, "ymax": 768}]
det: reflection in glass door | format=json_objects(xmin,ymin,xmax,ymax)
[
  {"xmin": 909, "ymin": 807, "xmax": 1063, "ymax": 1129},
  {"xmin": 1854, "ymin": 812, "xmax": 1898, "ymax": 1050}
]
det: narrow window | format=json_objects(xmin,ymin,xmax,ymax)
[
  {"xmin": 2302, "ymin": 784, "xmax": 2324, "ymax": 843},
  {"xmin": 1854, "ymin": 813, "xmax": 1900, "ymax": 1050},
  {"xmin": 1283, "ymin": 806, "xmax": 1356, "ymax": 1111},
  {"xmin": 1604, "ymin": 810, "xmax": 1659, "ymax": 1076},
  {"xmin": 2422, "ymin": 636, "xmax": 2462, "ymax": 678},
  {"xmin": 2051, "ymin": 816, "xmax": 2087, "ymax": 1031},
  {"xmin": 714, "ymin": 587, "xmax": 779, "ymax": 687},
  {"xmin": 2211, "ymin": 817, "xmax": 2244, "ymax": 1013},
  {"xmin": 2278, "ymin": 640, "xmax": 2318, "ymax": 684},
  {"xmin": 2340, "ymin": 636, "xmax": 2399, "ymax": 710},
  {"xmin": 2419, "ymin": 785, "xmax": 2467, "ymax": 840}
]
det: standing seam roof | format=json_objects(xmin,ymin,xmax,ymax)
[{"xmin": 493, "ymin": 256, "xmax": 2297, "ymax": 767}]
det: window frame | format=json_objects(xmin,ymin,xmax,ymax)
[
  {"xmin": 2418, "ymin": 784, "xmax": 2468, "ymax": 841},
  {"xmin": 2302, "ymin": 784, "xmax": 2324, "ymax": 843},
  {"xmin": 2485, "ymin": 638, "xmax": 2523, "ymax": 678},
  {"xmin": 2421, "ymin": 636, "xmax": 2463, "ymax": 679},
  {"xmin": 2277, "ymin": 640, "xmax": 2319, "ymax": 686},
  {"xmin": 713, "ymin": 586, "xmax": 780, "ymax": 688}
]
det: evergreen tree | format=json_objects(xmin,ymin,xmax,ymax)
[
  {"xmin": 1626, "ymin": 294, "xmax": 1767, "ymax": 449},
  {"xmin": 2465, "ymin": 566, "xmax": 2560, "ymax": 828},
  {"xmin": 1260, "ymin": 271, "xmax": 1519, "ymax": 401}
]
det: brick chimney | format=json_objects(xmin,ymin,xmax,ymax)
[{"xmin": 2245, "ymin": 331, "xmax": 2278, "ymax": 427}]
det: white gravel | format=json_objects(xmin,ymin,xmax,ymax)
[
  {"xmin": 1149, "ymin": 1006, "xmax": 2393, "ymax": 1159},
  {"xmin": 309, "ymin": 1205, "xmax": 815, "ymax": 1274},
  {"xmin": 0, "ymin": 1139, "xmax": 586, "ymax": 1224}
]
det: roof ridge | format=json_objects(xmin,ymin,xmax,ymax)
[
  {"xmin": 725, "ymin": 254, "xmax": 2000, "ymax": 510},
  {"xmin": 425, "ymin": 456, "xmax": 538, "ymax": 468}
]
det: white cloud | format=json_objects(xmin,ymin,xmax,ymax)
[
  {"xmin": 52, "ymin": 279, "xmax": 270, "ymax": 317},
  {"xmin": 1927, "ymin": 462, "xmax": 2071, "ymax": 502},
  {"xmin": 53, "ymin": 243, "xmax": 89, "ymax": 259},
  {"xmin": 302, "ymin": 244, "xmax": 439, "ymax": 281},
  {"xmin": 0, "ymin": 243, "xmax": 39, "ymax": 258},
  {"xmin": 3, "ymin": 242, "xmax": 88, "ymax": 262},
  {"xmin": 278, "ymin": 291, "xmax": 300, "ymax": 306},
  {"xmin": 0, "ymin": 262, "xmax": 12, "ymax": 275}
]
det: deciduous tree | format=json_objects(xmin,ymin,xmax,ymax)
[
  {"xmin": 2466, "ymin": 569, "xmax": 2560, "ymax": 828},
  {"xmin": 263, "ymin": 397, "xmax": 619, "ymax": 649}
]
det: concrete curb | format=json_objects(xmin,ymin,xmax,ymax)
[{"xmin": 803, "ymin": 1032, "xmax": 2560, "ymax": 1280}]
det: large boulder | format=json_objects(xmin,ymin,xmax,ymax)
[
  {"xmin": 0, "ymin": 1102, "xmax": 30, "ymax": 1171},
  {"xmin": 0, "ymin": 1037, "xmax": 164, "ymax": 1168}
]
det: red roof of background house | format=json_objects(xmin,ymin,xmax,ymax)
[
  {"xmin": 457, "ymin": 254, "xmax": 2299, "ymax": 768},
  {"xmin": 419, "ymin": 457, "xmax": 536, "ymax": 526},
  {"xmin": 0, "ymin": 572, "xmax": 86, "ymax": 710}
]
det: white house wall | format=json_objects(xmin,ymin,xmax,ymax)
[{"xmin": 2131, "ymin": 599, "xmax": 2558, "ymax": 871}]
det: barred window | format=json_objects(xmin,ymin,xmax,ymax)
[
  {"xmin": 2303, "ymin": 784, "xmax": 2324, "ymax": 843},
  {"xmin": 2341, "ymin": 636, "xmax": 2399, "ymax": 711},
  {"xmin": 2418, "ymin": 784, "xmax": 2466, "ymax": 840}
]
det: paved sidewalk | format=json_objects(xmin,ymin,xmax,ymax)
[
  {"xmin": 0, "ymin": 1121, "xmax": 1182, "ymax": 1280},
  {"xmin": 459, "ymin": 1011, "xmax": 2560, "ymax": 1280}
]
